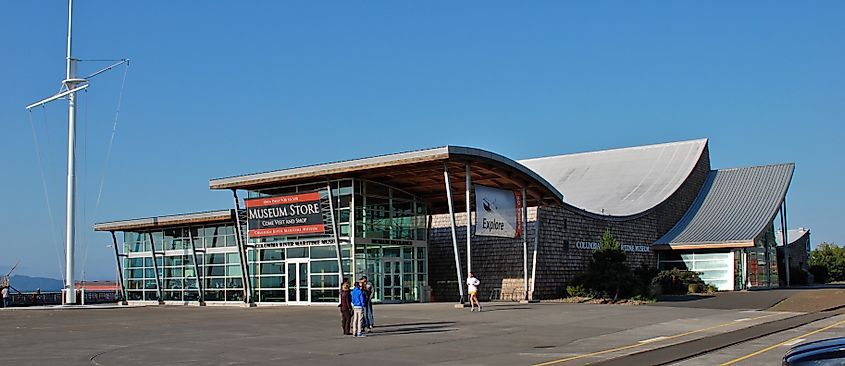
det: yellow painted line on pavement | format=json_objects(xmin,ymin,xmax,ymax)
[
  {"xmin": 718, "ymin": 318, "xmax": 845, "ymax": 366},
  {"xmin": 532, "ymin": 313, "xmax": 779, "ymax": 366}
]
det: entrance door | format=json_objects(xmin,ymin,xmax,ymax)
[
  {"xmin": 287, "ymin": 259, "xmax": 309, "ymax": 304},
  {"xmin": 381, "ymin": 257, "xmax": 403, "ymax": 303}
]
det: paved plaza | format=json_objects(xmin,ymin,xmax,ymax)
[{"xmin": 2, "ymin": 289, "xmax": 844, "ymax": 366}]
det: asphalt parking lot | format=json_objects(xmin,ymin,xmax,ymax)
[{"xmin": 2, "ymin": 289, "xmax": 843, "ymax": 366}]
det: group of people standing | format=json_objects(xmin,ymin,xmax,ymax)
[
  {"xmin": 339, "ymin": 276, "xmax": 374, "ymax": 337},
  {"xmin": 337, "ymin": 272, "xmax": 482, "ymax": 337}
]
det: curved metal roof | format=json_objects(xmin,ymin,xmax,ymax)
[
  {"xmin": 519, "ymin": 139, "xmax": 708, "ymax": 216},
  {"xmin": 656, "ymin": 163, "xmax": 795, "ymax": 248}
]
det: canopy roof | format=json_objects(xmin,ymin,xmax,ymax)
[
  {"xmin": 519, "ymin": 139, "xmax": 708, "ymax": 216},
  {"xmin": 209, "ymin": 146, "xmax": 564, "ymax": 214},
  {"xmin": 93, "ymin": 210, "xmax": 235, "ymax": 232},
  {"xmin": 655, "ymin": 163, "xmax": 794, "ymax": 249},
  {"xmin": 775, "ymin": 228, "xmax": 810, "ymax": 246}
]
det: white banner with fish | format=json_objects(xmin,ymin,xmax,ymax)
[{"xmin": 474, "ymin": 184, "xmax": 522, "ymax": 238}]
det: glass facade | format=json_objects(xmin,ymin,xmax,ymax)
[
  {"xmin": 123, "ymin": 224, "xmax": 243, "ymax": 302},
  {"xmin": 745, "ymin": 224, "xmax": 779, "ymax": 288},
  {"xmin": 658, "ymin": 251, "xmax": 735, "ymax": 291},
  {"xmin": 121, "ymin": 179, "xmax": 429, "ymax": 305}
]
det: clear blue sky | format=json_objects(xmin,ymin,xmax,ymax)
[{"xmin": 1, "ymin": 1, "xmax": 843, "ymax": 280}]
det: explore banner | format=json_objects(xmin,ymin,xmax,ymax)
[
  {"xmin": 474, "ymin": 184, "xmax": 522, "ymax": 238},
  {"xmin": 245, "ymin": 191, "xmax": 325, "ymax": 238}
]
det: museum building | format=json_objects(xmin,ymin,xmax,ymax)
[{"xmin": 93, "ymin": 138, "xmax": 799, "ymax": 306}]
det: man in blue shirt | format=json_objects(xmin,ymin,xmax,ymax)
[{"xmin": 351, "ymin": 279, "xmax": 367, "ymax": 337}]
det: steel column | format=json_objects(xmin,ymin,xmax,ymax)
[
  {"xmin": 444, "ymin": 163, "xmax": 465, "ymax": 303},
  {"xmin": 350, "ymin": 178, "xmax": 356, "ymax": 278},
  {"xmin": 187, "ymin": 228, "xmax": 205, "ymax": 305},
  {"xmin": 231, "ymin": 190, "xmax": 254, "ymax": 305},
  {"xmin": 530, "ymin": 209, "xmax": 540, "ymax": 300},
  {"xmin": 147, "ymin": 231, "xmax": 164, "ymax": 304},
  {"xmin": 110, "ymin": 231, "xmax": 128, "ymax": 305},
  {"xmin": 522, "ymin": 187, "xmax": 528, "ymax": 301},
  {"xmin": 781, "ymin": 197, "xmax": 791, "ymax": 286},
  {"xmin": 326, "ymin": 182, "xmax": 344, "ymax": 290},
  {"xmin": 465, "ymin": 163, "xmax": 472, "ymax": 275}
]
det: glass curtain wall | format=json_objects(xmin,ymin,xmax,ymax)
[
  {"xmin": 246, "ymin": 179, "xmax": 428, "ymax": 304},
  {"xmin": 658, "ymin": 251, "xmax": 735, "ymax": 291},
  {"xmin": 247, "ymin": 180, "xmax": 354, "ymax": 303},
  {"xmin": 747, "ymin": 225, "xmax": 779, "ymax": 288},
  {"xmin": 123, "ymin": 223, "xmax": 241, "ymax": 302}
]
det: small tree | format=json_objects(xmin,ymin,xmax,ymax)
[
  {"xmin": 808, "ymin": 242, "xmax": 845, "ymax": 283},
  {"xmin": 583, "ymin": 229, "xmax": 632, "ymax": 300}
]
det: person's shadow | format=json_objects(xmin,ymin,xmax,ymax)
[{"xmin": 367, "ymin": 321, "xmax": 457, "ymax": 336}]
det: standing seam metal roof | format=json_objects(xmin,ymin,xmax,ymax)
[{"xmin": 656, "ymin": 163, "xmax": 795, "ymax": 246}]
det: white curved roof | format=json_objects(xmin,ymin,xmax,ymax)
[{"xmin": 519, "ymin": 139, "xmax": 708, "ymax": 216}]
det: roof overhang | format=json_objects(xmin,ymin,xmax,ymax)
[
  {"xmin": 93, "ymin": 210, "xmax": 235, "ymax": 232},
  {"xmin": 209, "ymin": 146, "xmax": 564, "ymax": 214},
  {"xmin": 652, "ymin": 241, "xmax": 755, "ymax": 250}
]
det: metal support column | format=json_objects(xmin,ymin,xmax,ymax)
[
  {"xmin": 147, "ymin": 231, "xmax": 164, "ymax": 304},
  {"xmin": 522, "ymin": 187, "xmax": 529, "ymax": 301},
  {"xmin": 231, "ymin": 190, "xmax": 254, "ymax": 305},
  {"xmin": 187, "ymin": 228, "xmax": 205, "ymax": 305},
  {"xmin": 326, "ymin": 182, "xmax": 344, "ymax": 290},
  {"xmin": 350, "ymin": 178, "xmax": 357, "ymax": 278},
  {"xmin": 465, "ymin": 163, "xmax": 472, "ymax": 275},
  {"xmin": 110, "ymin": 231, "xmax": 128, "ymax": 305},
  {"xmin": 781, "ymin": 197, "xmax": 791, "ymax": 286},
  {"xmin": 529, "ymin": 209, "xmax": 540, "ymax": 300},
  {"xmin": 444, "ymin": 163, "xmax": 465, "ymax": 303}
]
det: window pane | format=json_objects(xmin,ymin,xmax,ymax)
[
  {"xmin": 310, "ymin": 246, "xmax": 336, "ymax": 259},
  {"xmin": 287, "ymin": 247, "xmax": 309, "ymax": 258},
  {"xmin": 259, "ymin": 276, "xmax": 284, "ymax": 289},
  {"xmin": 310, "ymin": 260, "xmax": 339, "ymax": 274},
  {"xmin": 310, "ymin": 274, "xmax": 339, "ymax": 288},
  {"xmin": 259, "ymin": 249, "xmax": 284, "ymax": 261}
]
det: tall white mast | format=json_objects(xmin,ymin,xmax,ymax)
[
  {"xmin": 26, "ymin": 0, "xmax": 128, "ymax": 306},
  {"xmin": 63, "ymin": 0, "xmax": 83, "ymax": 305}
]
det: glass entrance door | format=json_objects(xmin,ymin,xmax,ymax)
[
  {"xmin": 381, "ymin": 257, "xmax": 402, "ymax": 303},
  {"xmin": 287, "ymin": 259, "xmax": 309, "ymax": 304}
]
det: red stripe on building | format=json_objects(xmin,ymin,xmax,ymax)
[
  {"xmin": 244, "ymin": 192, "xmax": 321, "ymax": 208},
  {"xmin": 248, "ymin": 224, "xmax": 325, "ymax": 238}
]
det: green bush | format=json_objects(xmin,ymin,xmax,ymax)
[
  {"xmin": 566, "ymin": 283, "xmax": 591, "ymax": 297},
  {"xmin": 809, "ymin": 264, "xmax": 830, "ymax": 284},
  {"xmin": 651, "ymin": 268, "xmax": 706, "ymax": 295},
  {"xmin": 808, "ymin": 243, "xmax": 845, "ymax": 283}
]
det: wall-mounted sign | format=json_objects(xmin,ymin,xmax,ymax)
[
  {"xmin": 245, "ymin": 192, "xmax": 325, "ymax": 238},
  {"xmin": 475, "ymin": 184, "xmax": 522, "ymax": 238},
  {"xmin": 574, "ymin": 241, "xmax": 651, "ymax": 253}
]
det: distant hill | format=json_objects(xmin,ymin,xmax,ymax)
[{"xmin": 8, "ymin": 275, "xmax": 63, "ymax": 292}]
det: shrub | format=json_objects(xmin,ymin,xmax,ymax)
[
  {"xmin": 651, "ymin": 268, "xmax": 706, "ymax": 295},
  {"xmin": 633, "ymin": 264, "xmax": 659, "ymax": 298},
  {"xmin": 566, "ymin": 283, "xmax": 591, "ymax": 298},
  {"xmin": 809, "ymin": 264, "xmax": 830, "ymax": 284},
  {"xmin": 808, "ymin": 243, "xmax": 845, "ymax": 283}
]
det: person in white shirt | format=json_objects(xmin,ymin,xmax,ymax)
[{"xmin": 466, "ymin": 272, "xmax": 481, "ymax": 312}]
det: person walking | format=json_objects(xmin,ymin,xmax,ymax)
[
  {"xmin": 361, "ymin": 276, "xmax": 375, "ymax": 331},
  {"xmin": 351, "ymin": 279, "xmax": 367, "ymax": 337},
  {"xmin": 467, "ymin": 272, "xmax": 481, "ymax": 312},
  {"xmin": 1, "ymin": 286, "xmax": 8, "ymax": 308},
  {"xmin": 339, "ymin": 278, "xmax": 353, "ymax": 335}
]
